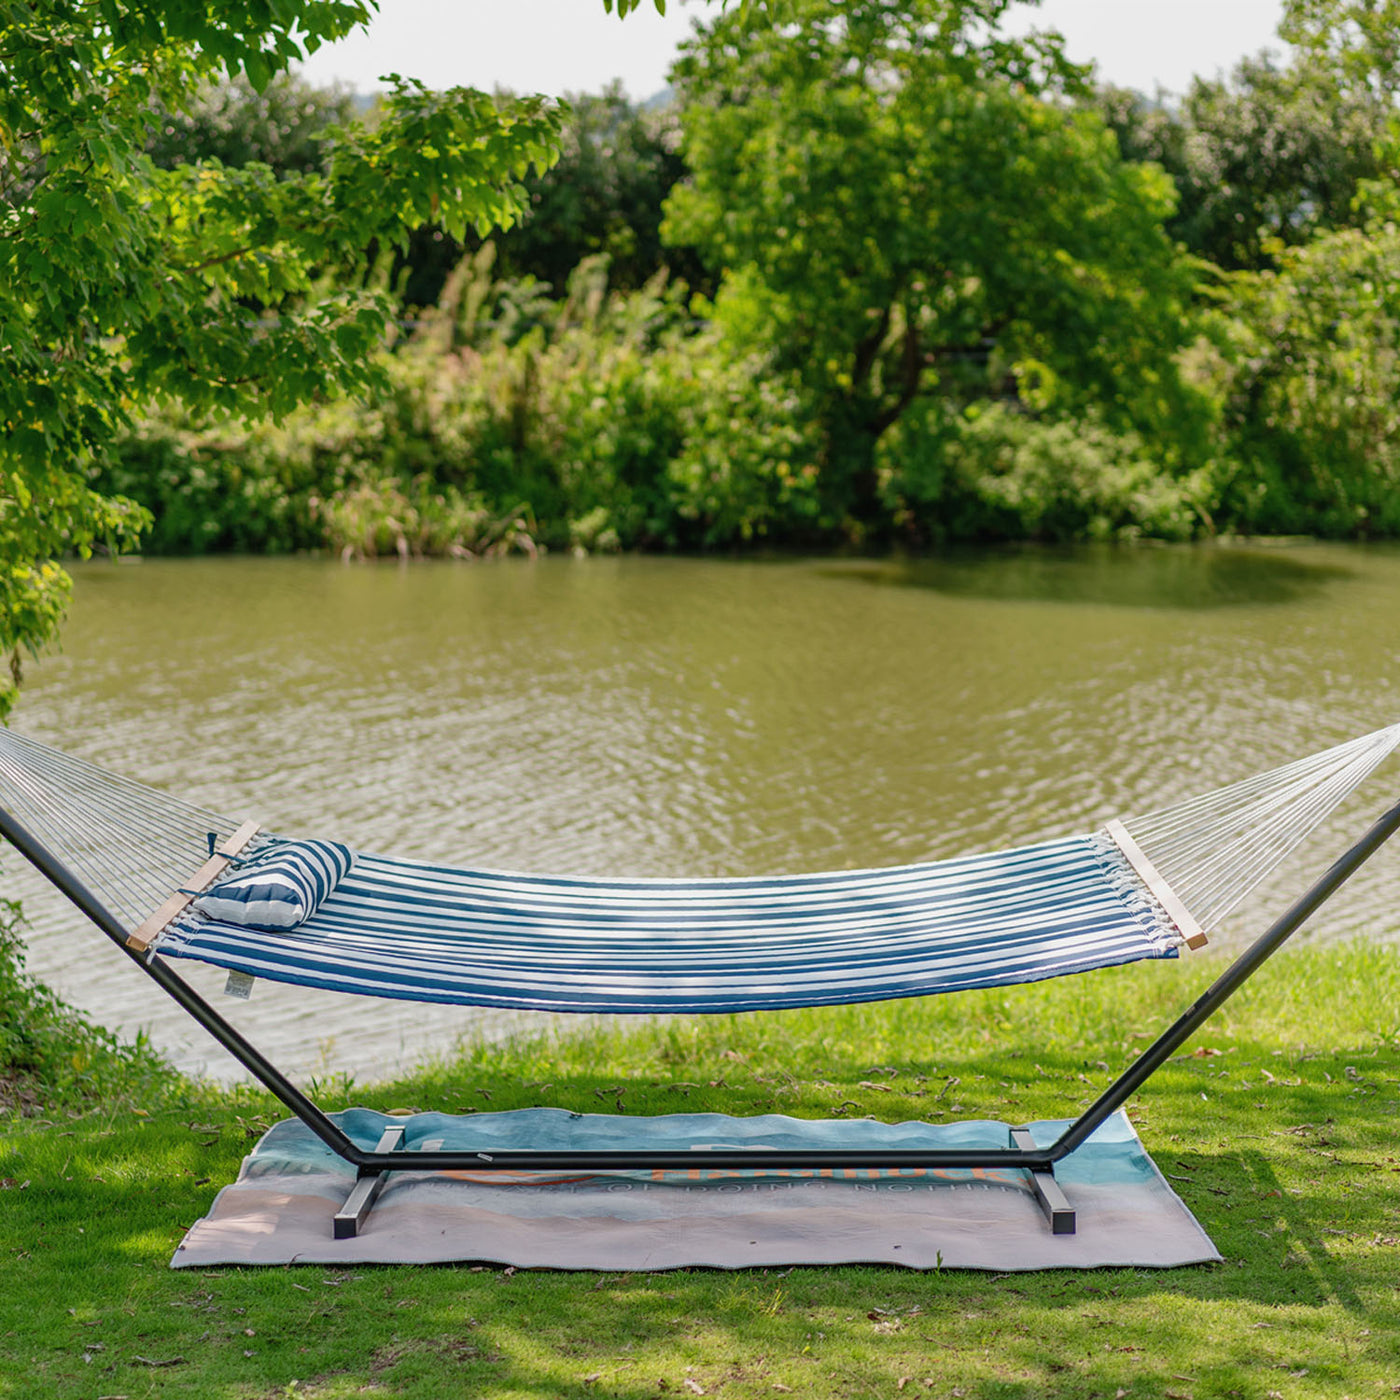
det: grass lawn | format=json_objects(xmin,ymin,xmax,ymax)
[{"xmin": 3, "ymin": 943, "xmax": 1400, "ymax": 1399}]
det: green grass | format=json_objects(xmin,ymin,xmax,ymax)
[{"xmin": 4, "ymin": 943, "xmax": 1400, "ymax": 1399}]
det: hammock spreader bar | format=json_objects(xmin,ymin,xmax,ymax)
[
  {"xmin": 1103, "ymin": 818, "xmax": 1209, "ymax": 950},
  {"xmin": 2, "ymin": 780, "xmax": 1399, "ymax": 1240},
  {"xmin": 126, "ymin": 820, "xmax": 261, "ymax": 952}
]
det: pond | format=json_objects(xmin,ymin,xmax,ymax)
[{"xmin": 6, "ymin": 543, "xmax": 1400, "ymax": 1082}]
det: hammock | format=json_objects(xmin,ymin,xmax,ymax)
[
  {"xmin": 2, "ymin": 722, "xmax": 1398, "ymax": 1242},
  {"xmin": 0, "ymin": 724, "xmax": 1396, "ymax": 1013}
]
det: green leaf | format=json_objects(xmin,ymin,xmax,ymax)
[{"xmin": 244, "ymin": 50, "xmax": 271, "ymax": 93}]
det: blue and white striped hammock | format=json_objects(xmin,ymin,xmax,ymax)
[
  {"xmin": 155, "ymin": 832, "xmax": 1175, "ymax": 1013},
  {"xmin": 1, "ymin": 724, "xmax": 1397, "ymax": 1015}
]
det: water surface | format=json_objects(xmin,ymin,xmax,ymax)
[{"xmin": 7, "ymin": 545, "xmax": 1400, "ymax": 1081}]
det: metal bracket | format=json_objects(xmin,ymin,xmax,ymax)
[
  {"xmin": 333, "ymin": 1124, "xmax": 406, "ymax": 1240},
  {"xmin": 1010, "ymin": 1128, "xmax": 1076, "ymax": 1235}
]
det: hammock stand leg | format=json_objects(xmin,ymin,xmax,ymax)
[
  {"xmin": 0, "ymin": 805, "xmax": 370, "ymax": 1170},
  {"xmin": 3, "ymin": 797, "xmax": 1399, "ymax": 1244},
  {"xmin": 1009, "ymin": 1128, "xmax": 1076, "ymax": 1234},
  {"xmin": 333, "ymin": 1124, "xmax": 405, "ymax": 1239},
  {"xmin": 1046, "ymin": 793, "xmax": 1400, "ymax": 1167}
]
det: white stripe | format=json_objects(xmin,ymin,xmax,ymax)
[{"xmin": 155, "ymin": 835, "xmax": 1178, "ymax": 1011}]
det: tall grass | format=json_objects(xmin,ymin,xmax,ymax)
[{"xmin": 102, "ymin": 250, "xmax": 1217, "ymax": 558}]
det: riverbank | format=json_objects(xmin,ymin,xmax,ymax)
[{"xmin": 3, "ymin": 941, "xmax": 1399, "ymax": 1398}]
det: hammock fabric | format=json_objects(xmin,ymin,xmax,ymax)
[
  {"xmin": 0, "ymin": 722, "xmax": 1397, "ymax": 1014},
  {"xmin": 154, "ymin": 834, "xmax": 1178, "ymax": 1013}
]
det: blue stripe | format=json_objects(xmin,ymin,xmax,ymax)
[{"xmin": 154, "ymin": 831, "xmax": 1180, "ymax": 1013}]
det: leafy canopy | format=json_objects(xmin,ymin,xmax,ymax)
[
  {"xmin": 144, "ymin": 70, "xmax": 357, "ymax": 175},
  {"xmin": 0, "ymin": 0, "xmax": 609, "ymax": 715},
  {"xmin": 387, "ymin": 84, "xmax": 706, "ymax": 309},
  {"xmin": 1095, "ymin": 59, "xmax": 1390, "ymax": 273},
  {"xmin": 1211, "ymin": 220, "xmax": 1400, "ymax": 537},
  {"xmin": 1095, "ymin": 0, "xmax": 1400, "ymax": 273},
  {"xmin": 664, "ymin": 0, "xmax": 1206, "ymax": 525},
  {"xmin": 1280, "ymin": 0, "xmax": 1400, "ymax": 101}
]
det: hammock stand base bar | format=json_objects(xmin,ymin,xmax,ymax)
[
  {"xmin": 334, "ymin": 1124, "xmax": 406, "ymax": 1240},
  {"xmin": 1009, "ymin": 1127, "xmax": 1076, "ymax": 1234},
  {"xmin": 332, "ymin": 1128, "xmax": 1084, "ymax": 1240},
  {"xmin": 3, "ymin": 796, "xmax": 1399, "ymax": 1244}
]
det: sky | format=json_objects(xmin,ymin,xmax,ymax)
[{"xmin": 297, "ymin": 0, "xmax": 1292, "ymax": 102}]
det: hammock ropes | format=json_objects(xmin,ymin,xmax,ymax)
[{"xmin": 0, "ymin": 724, "xmax": 1397, "ymax": 1015}]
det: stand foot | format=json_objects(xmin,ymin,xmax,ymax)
[
  {"xmin": 1010, "ymin": 1128, "xmax": 1076, "ymax": 1235},
  {"xmin": 333, "ymin": 1124, "xmax": 406, "ymax": 1239}
]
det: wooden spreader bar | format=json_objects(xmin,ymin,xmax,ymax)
[
  {"xmin": 126, "ymin": 819, "xmax": 261, "ymax": 952},
  {"xmin": 1103, "ymin": 818, "xmax": 1210, "ymax": 951}
]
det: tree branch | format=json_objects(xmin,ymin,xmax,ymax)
[
  {"xmin": 922, "ymin": 315, "xmax": 1011, "ymax": 363},
  {"xmin": 851, "ymin": 304, "xmax": 891, "ymax": 392},
  {"xmin": 871, "ymin": 314, "xmax": 924, "ymax": 438},
  {"xmin": 0, "ymin": 151, "xmax": 50, "ymax": 205},
  {"xmin": 168, "ymin": 244, "xmax": 261, "ymax": 274}
]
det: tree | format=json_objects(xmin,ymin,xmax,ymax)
[
  {"xmin": 1096, "ymin": 57, "xmax": 1389, "ymax": 272},
  {"xmin": 1, "ymin": 0, "xmax": 572, "ymax": 717},
  {"xmin": 145, "ymin": 71, "xmax": 357, "ymax": 175},
  {"xmin": 1211, "ymin": 222, "xmax": 1400, "ymax": 536},
  {"xmin": 492, "ymin": 85, "xmax": 705, "ymax": 295},
  {"xmin": 664, "ymin": 0, "xmax": 1205, "ymax": 529},
  {"xmin": 1280, "ymin": 0, "xmax": 1400, "ymax": 102},
  {"xmin": 1093, "ymin": 0, "xmax": 1400, "ymax": 273},
  {"xmin": 395, "ymin": 85, "xmax": 710, "ymax": 309}
]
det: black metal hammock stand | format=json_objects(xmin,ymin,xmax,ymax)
[{"xmin": 1, "ymin": 723, "xmax": 1398, "ymax": 1240}]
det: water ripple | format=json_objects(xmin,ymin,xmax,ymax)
[{"xmin": 8, "ymin": 546, "xmax": 1400, "ymax": 1082}]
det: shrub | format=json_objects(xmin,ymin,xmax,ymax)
[
  {"xmin": 881, "ymin": 400, "xmax": 1210, "ymax": 544},
  {"xmin": 1207, "ymin": 224, "xmax": 1400, "ymax": 537},
  {"xmin": 0, "ymin": 897, "xmax": 168, "ymax": 1109},
  {"xmin": 102, "ymin": 253, "xmax": 821, "ymax": 554}
]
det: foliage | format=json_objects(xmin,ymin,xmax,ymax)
[
  {"xmin": 664, "ymin": 0, "xmax": 1208, "ymax": 530},
  {"xmin": 398, "ymin": 86, "xmax": 710, "ymax": 308},
  {"xmin": 139, "ymin": 70, "xmax": 705, "ymax": 324},
  {"xmin": 1092, "ymin": 0, "xmax": 1400, "ymax": 274},
  {"xmin": 105, "ymin": 251, "xmax": 823, "ymax": 553},
  {"xmin": 0, "ymin": 895, "xmax": 167, "ymax": 1107},
  {"xmin": 20, "ymin": 0, "xmax": 1400, "ymax": 602},
  {"xmin": 1206, "ymin": 221, "xmax": 1400, "ymax": 537},
  {"xmin": 317, "ymin": 478, "xmax": 537, "ymax": 561},
  {"xmin": 0, "ymin": 484, "xmax": 147, "ymax": 722},
  {"xmin": 1280, "ymin": 0, "xmax": 1400, "ymax": 101},
  {"xmin": 113, "ymin": 247, "xmax": 1235, "ymax": 553},
  {"xmin": 494, "ymin": 85, "xmax": 706, "ymax": 295},
  {"xmin": 1, "ymin": 0, "xmax": 568, "ymax": 715},
  {"xmin": 144, "ymin": 71, "xmax": 356, "ymax": 174},
  {"xmin": 101, "ymin": 389, "xmax": 542, "ymax": 560},
  {"xmin": 881, "ymin": 401, "xmax": 1208, "ymax": 544},
  {"xmin": 1096, "ymin": 59, "xmax": 1390, "ymax": 272}
]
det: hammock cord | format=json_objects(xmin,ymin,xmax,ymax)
[
  {"xmin": 0, "ymin": 732, "xmax": 236, "ymax": 928},
  {"xmin": 0, "ymin": 722, "xmax": 1396, "ymax": 939},
  {"xmin": 1120, "ymin": 722, "xmax": 1400, "ymax": 930}
]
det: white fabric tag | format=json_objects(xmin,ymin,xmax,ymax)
[{"xmin": 223, "ymin": 970, "xmax": 255, "ymax": 1000}]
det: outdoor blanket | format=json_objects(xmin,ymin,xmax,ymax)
[{"xmin": 173, "ymin": 1107, "xmax": 1220, "ymax": 1271}]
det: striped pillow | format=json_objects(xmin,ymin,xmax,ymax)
[{"xmin": 194, "ymin": 839, "xmax": 354, "ymax": 931}]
